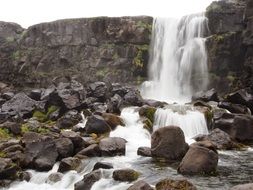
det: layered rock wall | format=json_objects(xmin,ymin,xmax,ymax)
[{"xmin": 0, "ymin": 17, "xmax": 152, "ymax": 88}]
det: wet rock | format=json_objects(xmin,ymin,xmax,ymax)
[
  {"xmin": 102, "ymin": 113, "xmax": 125, "ymax": 130},
  {"xmin": 155, "ymin": 178, "xmax": 197, "ymax": 190},
  {"xmin": 137, "ymin": 147, "xmax": 151, "ymax": 157},
  {"xmin": 151, "ymin": 126, "xmax": 189, "ymax": 160},
  {"xmin": 85, "ymin": 115, "xmax": 111, "ymax": 134},
  {"xmin": 113, "ymin": 169, "xmax": 139, "ymax": 182},
  {"xmin": 18, "ymin": 171, "xmax": 31, "ymax": 182},
  {"xmin": 0, "ymin": 158, "xmax": 19, "ymax": 180},
  {"xmin": 111, "ymin": 83, "xmax": 128, "ymax": 97},
  {"xmin": 122, "ymin": 89, "xmax": 143, "ymax": 107},
  {"xmin": 138, "ymin": 105, "xmax": 156, "ymax": 123},
  {"xmin": 218, "ymin": 101, "xmax": 251, "ymax": 115},
  {"xmin": 142, "ymin": 99, "xmax": 167, "ymax": 108},
  {"xmin": 21, "ymin": 132, "xmax": 58, "ymax": 171},
  {"xmin": 77, "ymin": 144, "xmax": 101, "ymax": 157},
  {"xmin": 192, "ymin": 88, "xmax": 219, "ymax": 102},
  {"xmin": 57, "ymin": 110, "xmax": 82, "ymax": 129},
  {"xmin": 58, "ymin": 157, "xmax": 82, "ymax": 173},
  {"xmin": 194, "ymin": 128, "xmax": 240, "ymax": 150},
  {"xmin": 46, "ymin": 172, "xmax": 63, "ymax": 184},
  {"xmin": 61, "ymin": 130, "xmax": 87, "ymax": 152},
  {"xmin": 127, "ymin": 180, "xmax": 153, "ymax": 190},
  {"xmin": 226, "ymin": 89, "xmax": 253, "ymax": 112},
  {"xmin": 1, "ymin": 92, "xmax": 45, "ymax": 118},
  {"xmin": 230, "ymin": 183, "xmax": 253, "ymax": 190},
  {"xmin": 74, "ymin": 170, "xmax": 102, "ymax": 190},
  {"xmin": 178, "ymin": 141, "xmax": 218, "ymax": 175},
  {"xmin": 93, "ymin": 162, "xmax": 113, "ymax": 171},
  {"xmin": 213, "ymin": 113, "xmax": 253, "ymax": 142},
  {"xmin": 99, "ymin": 137, "xmax": 126, "ymax": 156},
  {"xmin": 55, "ymin": 138, "xmax": 74, "ymax": 159},
  {"xmin": 107, "ymin": 94, "xmax": 122, "ymax": 114}
]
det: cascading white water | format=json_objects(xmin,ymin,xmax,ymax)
[{"xmin": 141, "ymin": 14, "xmax": 209, "ymax": 103}]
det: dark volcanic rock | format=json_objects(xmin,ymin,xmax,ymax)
[
  {"xmin": 137, "ymin": 147, "xmax": 151, "ymax": 157},
  {"xmin": 55, "ymin": 138, "xmax": 74, "ymax": 158},
  {"xmin": 93, "ymin": 162, "xmax": 113, "ymax": 171},
  {"xmin": 213, "ymin": 113, "xmax": 253, "ymax": 142},
  {"xmin": 46, "ymin": 172, "xmax": 63, "ymax": 184},
  {"xmin": 218, "ymin": 101, "xmax": 251, "ymax": 115},
  {"xmin": 155, "ymin": 178, "xmax": 197, "ymax": 190},
  {"xmin": 74, "ymin": 170, "xmax": 102, "ymax": 190},
  {"xmin": 0, "ymin": 158, "xmax": 19, "ymax": 180},
  {"xmin": 85, "ymin": 115, "xmax": 111, "ymax": 134},
  {"xmin": 192, "ymin": 88, "xmax": 219, "ymax": 102},
  {"xmin": 99, "ymin": 137, "xmax": 126, "ymax": 156},
  {"xmin": 151, "ymin": 126, "xmax": 189, "ymax": 160},
  {"xmin": 77, "ymin": 144, "xmax": 101, "ymax": 157},
  {"xmin": 21, "ymin": 132, "xmax": 58, "ymax": 171},
  {"xmin": 178, "ymin": 141, "xmax": 218, "ymax": 175},
  {"xmin": 122, "ymin": 89, "xmax": 143, "ymax": 107},
  {"xmin": 88, "ymin": 82, "xmax": 108, "ymax": 101},
  {"xmin": 0, "ymin": 17, "xmax": 152, "ymax": 88},
  {"xmin": 57, "ymin": 110, "xmax": 82, "ymax": 129},
  {"xmin": 113, "ymin": 169, "xmax": 139, "ymax": 182},
  {"xmin": 1, "ymin": 92, "xmax": 45, "ymax": 118},
  {"xmin": 58, "ymin": 157, "xmax": 82, "ymax": 173},
  {"xmin": 194, "ymin": 128, "xmax": 240, "ymax": 150},
  {"xmin": 101, "ymin": 113, "xmax": 125, "ymax": 130}
]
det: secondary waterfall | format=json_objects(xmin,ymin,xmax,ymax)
[{"xmin": 141, "ymin": 14, "xmax": 209, "ymax": 103}]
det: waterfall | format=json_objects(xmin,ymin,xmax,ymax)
[{"xmin": 141, "ymin": 14, "xmax": 209, "ymax": 103}]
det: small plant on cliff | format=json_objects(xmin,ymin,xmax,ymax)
[{"xmin": 133, "ymin": 45, "xmax": 149, "ymax": 68}]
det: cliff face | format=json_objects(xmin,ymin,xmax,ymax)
[
  {"xmin": 206, "ymin": 0, "xmax": 253, "ymax": 94},
  {"xmin": 0, "ymin": 17, "xmax": 152, "ymax": 88}
]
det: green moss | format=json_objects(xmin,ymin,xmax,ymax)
[
  {"xmin": 11, "ymin": 50, "xmax": 21, "ymax": 60},
  {"xmin": 21, "ymin": 124, "xmax": 30, "ymax": 134},
  {"xmin": 37, "ymin": 127, "xmax": 50, "ymax": 134},
  {"xmin": 112, "ymin": 52, "xmax": 119, "ymax": 60},
  {"xmin": 136, "ymin": 21, "xmax": 152, "ymax": 33},
  {"xmin": 143, "ymin": 118, "xmax": 153, "ymax": 133},
  {"xmin": 96, "ymin": 68, "xmax": 110, "ymax": 78},
  {"xmin": 142, "ymin": 107, "xmax": 156, "ymax": 123},
  {"xmin": 33, "ymin": 111, "xmax": 47, "ymax": 122},
  {"xmin": 0, "ymin": 151, "xmax": 6, "ymax": 158},
  {"xmin": 213, "ymin": 34, "xmax": 224, "ymax": 43},
  {"xmin": 46, "ymin": 105, "xmax": 59, "ymax": 117},
  {"xmin": 0, "ymin": 128, "xmax": 11, "ymax": 139},
  {"xmin": 133, "ymin": 45, "xmax": 149, "ymax": 69},
  {"xmin": 6, "ymin": 37, "xmax": 14, "ymax": 42}
]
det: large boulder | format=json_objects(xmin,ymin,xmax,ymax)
[
  {"xmin": 55, "ymin": 137, "xmax": 74, "ymax": 159},
  {"xmin": 127, "ymin": 180, "xmax": 153, "ymax": 190},
  {"xmin": 178, "ymin": 141, "xmax": 218, "ymax": 175},
  {"xmin": 21, "ymin": 132, "xmax": 58, "ymax": 171},
  {"xmin": 137, "ymin": 147, "xmax": 151, "ymax": 157},
  {"xmin": 85, "ymin": 115, "xmax": 111, "ymax": 134},
  {"xmin": 122, "ymin": 89, "xmax": 143, "ymax": 107},
  {"xmin": 92, "ymin": 162, "xmax": 113, "ymax": 171},
  {"xmin": 155, "ymin": 178, "xmax": 197, "ymax": 190},
  {"xmin": 151, "ymin": 126, "xmax": 189, "ymax": 160},
  {"xmin": 213, "ymin": 113, "xmax": 253, "ymax": 142},
  {"xmin": 74, "ymin": 170, "xmax": 102, "ymax": 190},
  {"xmin": 76, "ymin": 144, "xmax": 101, "ymax": 157},
  {"xmin": 99, "ymin": 137, "xmax": 126, "ymax": 156},
  {"xmin": 88, "ymin": 82, "xmax": 108, "ymax": 101},
  {"xmin": 218, "ymin": 101, "xmax": 251, "ymax": 115},
  {"xmin": 113, "ymin": 169, "xmax": 139, "ymax": 182},
  {"xmin": 226, "ymin": 89, "xmax": 253, "ymax": 112},
  {"xmin": 1, "ymin": 92, "xmax": 45, "ymax": 118}
]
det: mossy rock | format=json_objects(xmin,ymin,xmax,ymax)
[
  {"xmin": 113, "ymin": 169, "xmax": 140, "ymax": 182},
  {"xmin": 156, "ymin": 178, "xmax": 197, "ymax": 190},
  {"xmin": 142, "ymin": 118, "xmax": 153, "ymax": 133},
  {"xmin": 32, "ymin": 105, "xmax": 59, "ymax": 123},
  {"xmin": 139, "ymin": 106, "xmax": 157, "ymax": 123},
  {"xmin": 0, "ymin": 128, "xmax": 12, "ymax": 140}
]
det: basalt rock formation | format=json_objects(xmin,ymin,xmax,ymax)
[
  {"xmin": 0, "ymin": 17, "xmax": 152, "ymax": 88},
  {"xmin": 206, "ymin": 0, "xmax": 253, "ymax": 94}
]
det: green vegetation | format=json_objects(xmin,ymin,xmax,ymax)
[
  {"xmin": 32, "ymin": 105, "xmax": 59, "ymax": 123},
  {"xmin": 11, "ymin": 50, "xmax": 21, "ymax": 60},
  {"xmin": 0, "ymin": 151, "xmax": 6, "ymax": 158},
  {"xmin": 0, "ymin": 128, "xmax": 11, "ymax": 139},
  {"xmin": 21, "ymin": 123, "xmax": 50, "ymax": 134},
  {"xmin": 6, "ymin": 37, "xmax": 14, "ymax": 42},
  {"xmin": 133, "ymin": 45, "xmax": 149, "ymax": 68},
  {"xmin": 136, "ymin": 21, "xmax": 152, "ymax": 33}
]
